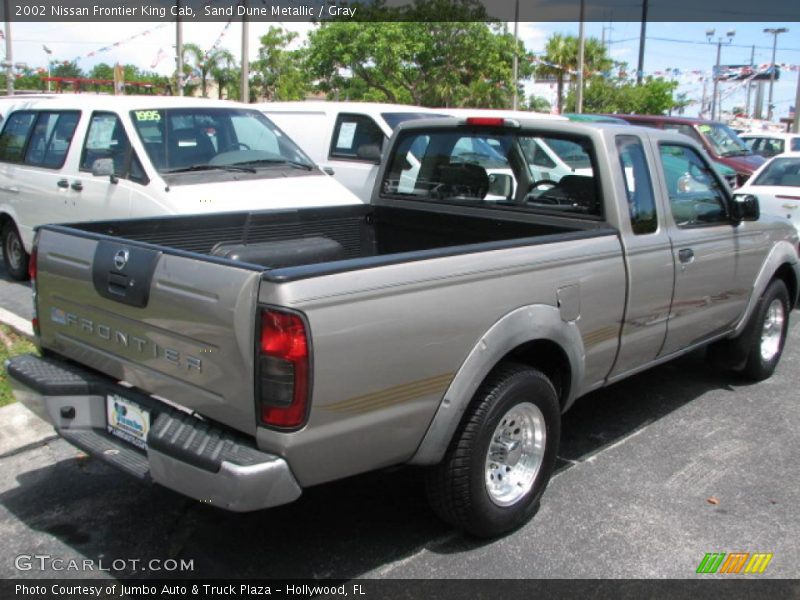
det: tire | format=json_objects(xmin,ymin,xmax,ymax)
[
  {"xmin": 425, "ymin": 363, "xmax": 560, "ymax": 538},
  {"xmin": 741, "ymin": 279, "xmax": 790, "ymax": 381},
  {"xmin": 2, "ymin": 222, "xmax": 29, "ymax": 281}
]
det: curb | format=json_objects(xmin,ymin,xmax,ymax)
[{"xmin": 0, "ymin": 306, "xmax": 34, "ymax": 340}]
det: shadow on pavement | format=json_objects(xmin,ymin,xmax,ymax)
[{"xmin": 0, "ymin": 347, "xmax": 762, "ymax": 579}]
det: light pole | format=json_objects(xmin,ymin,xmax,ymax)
[
  {"xmin": 764, "ymin": 27, "xmax": 788, "ymax": 122},
  {"xmin": 511, "ymin": 0, "xmax": 519, "ymax": 110},
  {"xmin": 43, "ymin": 45, "xmax": 52, "ymax": 92},
  {"xmin": 706, "ymin": 28, "xmax": 735, "ymax": 121}
]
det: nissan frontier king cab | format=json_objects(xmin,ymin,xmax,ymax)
[{"xmin": 7, "ymin": 117, "xmax": 799, "ymax": 537}]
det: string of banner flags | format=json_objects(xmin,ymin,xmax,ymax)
[{"xmin": 528, "ymin": 55, "xmax": 800, "ymax": 81}]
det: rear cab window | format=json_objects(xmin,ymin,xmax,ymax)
[{"xmin": 381, "ymin": 126, "xmax": 603, "ymax": 219}]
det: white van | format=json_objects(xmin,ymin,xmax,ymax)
[
  {"xmin": 257, "ymin": 102, "xmax": 448, "ymax": 201},
  {"xmin": 0, "ymin": 95, "xmax": 360, "ymax": 280}
]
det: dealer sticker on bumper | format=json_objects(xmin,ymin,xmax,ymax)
[{"xmin": 106, "ymin": 394, "xmax": 151, "ymax": 450}]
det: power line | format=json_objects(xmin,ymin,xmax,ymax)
[{"xmin": 647, "ymin": 36, "xmax": 800, "ymax": 53}]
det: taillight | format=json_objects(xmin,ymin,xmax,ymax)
[
  {"xmin": 29, "ymin": 246, "xmax": 39, "ymax": 336},
  {"xmin": 257, "ymin": 309, "xmax": 310, "ymax": 429}
]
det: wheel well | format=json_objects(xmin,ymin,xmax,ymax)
[
  {"xmin": 773, "ymin": 263, "xmax": 798, "ymax": 310},
  {"xmin": 0, "ymin": 212, "xmax": 10, "ymax": 231},
  {"xmin": 502, "ymin": 339, "xmax": 572, "ymax": 409}
]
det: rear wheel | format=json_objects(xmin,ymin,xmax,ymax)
[
  {"xmin": 741, "ymin": 279, "xmax": 790, "ymax": 381},
  {"xmin": 1, "ymin": 222, "xmax": 29, "ymax": 281},
  {"xmin": 426, "ymin": 363, "xmax": 560, "ymax": 537}
]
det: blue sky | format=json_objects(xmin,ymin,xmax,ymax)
[{"xmin": 5, "ymin": 20, "xmax": 799, "ymax": 120}]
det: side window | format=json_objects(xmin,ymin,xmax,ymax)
[
  {"xmin": 617, "ymin": 135, "xmax": 657, "ymax": 235},
  {"xmin": 81, "ymin": 112, "xmax": 131, "ymax": 176},
  {"xmin": 0, "ymin": 112, "xmax": 36, "ymax": 162},
  {"xmin": 128, "ymin": 153, "xmax": 149, "ymax": 186},
  {"xmin": 791, "ymin": 138, "xmax": 800, "ymax": 152},
  {"xmin": 23, "ymin": 111, "xmax": 79, "ymax": 169},
  {"xmin": 763, "ymin": 138, "xmax": 784, "ymax": 157},
  {"xmin": 329, "ymin": 114, "xmax": 385, "ymax": 160},
  {"xmin": 659, "ymin": 144, "xmax": 729, "ymax": 228}
]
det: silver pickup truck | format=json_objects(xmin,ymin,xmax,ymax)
[{"xmin": 7, "ymin": 118, "xmax": 799, "ymax": 537}]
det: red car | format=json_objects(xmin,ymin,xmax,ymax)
[{"xmin": 609, "ymin": 114, "xmax": 765, "ymax": 186}]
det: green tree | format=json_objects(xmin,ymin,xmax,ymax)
[
  {"xmin": 306, "ymin": 20, "xmax": 530, "ymax": 108},
  {"xmin": 565, "ymin": 73, "xmax": 680, "ymax": 115},
  {"xmin": 536, "ymin": 34, "xmax": 612, "ymax": 114},
  {"xmin": 182, "ymin": 42, "xmax": 222, "ymax": 98},
  {"xmin": 210, "ymin": 49, "xmax": 237, "ymax": 100},
  {"xmin": 252, "ymin": 26, "xmax": 310, "ymax": 101},
  {"xmin": 527, "ymin": 95, "xmax": 551, "ymax": 113},
  {"xmin": 51, "ymin": 61, "xmax": 84, "ymax": 79}
]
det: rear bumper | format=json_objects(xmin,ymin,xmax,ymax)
[{"xmin": 4, "ymin": 354, "xmax": 301, "ymax": 512}]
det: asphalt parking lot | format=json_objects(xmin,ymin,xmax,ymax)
[{"xmin": 1, "ymin": 258, "xmax": 799, "ymax": 581}]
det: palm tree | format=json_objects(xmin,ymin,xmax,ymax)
[
  {"xmin": 210, "ymin": 49, "xmax": 237, "ymax": 100},
  {"xmin": 538, "ymin": 34, "xmax": 612, "ymax": 114},
  {"xmin": 182, "ymin": 43, "xmax": 222, "ymax": 98}
]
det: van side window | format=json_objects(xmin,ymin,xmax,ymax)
[
  {"xmin": 81, "ymin": 112, "xmax": 131, "ymax": 176},
  {"xmin": 24, "ymin": 111, "xmax": 80, "ymax": 169},
  {"xmin": 617, "ymin": 135, "xmax": 657, "ymax": 235},
  {"xmin": 0, "ymin": 111, "xmax": 37, "ymax": 162},
  {"xmin": 659, "ymin": 144, "xmax": 729, "ymax": 228},
  {"xmin": 329, "ymin": 114, "xmax": 384, "ymax": 161}
]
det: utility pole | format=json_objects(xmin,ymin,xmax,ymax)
[
  {"xmin": 636, "ymin": 0, "xmax": 648, "ymax": 85},
  {"xmin": 706, "ymin": 28, "xmax": 735, "ymax": 121},
  {"xmin": 793, "ymin": 69, "xmax": 800, "ymax": 133},
  {"xmin": 576, "ymin": 0, "xmax": 585, "ymax": 113},
  {"xmin": 241, "ymin": 7, "xmax": 249, "ymax": 103},
  {"xmin": 175, "ymin": 1, "xmax": 183, "ymax": 96},
  {"xmin": 4, "ymin": 0, "xmax": 13, "ymax": 96},
  {"xmin": 764, "ymin": 27, "xmax": 788, "ymax": 122},
  {"xmin": 745, "ymin": 45, "xmax": 754, "ymax": 117},
  {"xmin": 511, "ymin": 0, "xmax": 519, "ymax": 110}
]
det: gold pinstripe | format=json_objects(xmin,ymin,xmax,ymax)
[{"xmin": 326, "ymin": 373, "xmax": 454, "ymax": 414}]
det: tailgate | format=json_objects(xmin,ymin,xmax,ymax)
[{"xmin": 34, "ymin": 228, "xmax": 263, "ymax": 435}]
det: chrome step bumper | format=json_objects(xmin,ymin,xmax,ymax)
[{"xmin": 5, "ymin": 354, "xmax": 301, "ymax": 512}]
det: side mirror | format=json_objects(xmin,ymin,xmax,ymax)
[
  {"xmin": 487, "ymin": 173, "xmax": 513, "ymax": 198},
  {"xmin": 731, "ymin": 193, "xmax": 760, "ymax": 222},
  {"xmin": 91, "ymin": 158, "xmax": 118, "ymax": 184},
  {"xmin": 356, "ymin": 143, "xmax": 382, "ymax": 164}
]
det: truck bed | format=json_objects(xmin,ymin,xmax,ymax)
[{"xmin": 64, "ymin": 204, "xmax": 612, "ymax": 278}]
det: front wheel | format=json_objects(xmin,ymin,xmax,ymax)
[
  {"xmin": 741, "ymin": 279, "xmax": 790, "ymax": 381},
  {"xmin": 426, "ymin": 363, "xmax": 560, "ymax": 537},
  {"xmin": 2, "ymin": 222, "xmax": 29, "ymax": 281}
]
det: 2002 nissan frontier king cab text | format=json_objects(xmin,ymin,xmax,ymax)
[{"xmin": 7, "ymin": 117, "xmax": 799, "ymax": 537}]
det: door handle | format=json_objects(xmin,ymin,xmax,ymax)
[
  {"xmin": 71, "ymin": 181, "xmax": 83, "ymax": 192},
  {"xmin": 782, "ymin": 204, "xmax": 797, "ymax": 210},
  {"xmin": 323, "ymin": 167, "xmax": 335, "ymax": 176},
  {"xmin": 57, "ymin": 179, "xmax": 69, "ymax": 189},
  {"xmin": 678, "ymin": 248, "xmax": 695, "ymax": 264}
]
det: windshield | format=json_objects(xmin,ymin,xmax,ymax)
[
  {"xmin": 696, "ymin": 123, "xmax": 750, "ymax": 157},
  {"xmin": 752, "ymin": 157, "xmax": 800, "ymax": 187},
  {"xmin": 381, "ymin": 112, "xmax": 448, "ymax": 130},
  {"xmin": 130, "ymin": 107, "xmax": 315, "ymax": 174}
]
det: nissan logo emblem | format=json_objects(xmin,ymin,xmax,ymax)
[{"xmin": 113, "ymin": 249, "xmax": 129, "ymax": 271}]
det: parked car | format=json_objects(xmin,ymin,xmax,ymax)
[
  {"xmin": 610, "ymin": 114, "xmax": 765, "ymax": 187},
  {"xmin": 8, "ymin": 117, "xmax": 798, "ymax": 538},
  {"xmin": 736, "ymin": 152, "xmax": 800, "ymax": 234},
  {"xmin": 257, "ymin": 102, "xmax": 450, "ymax": 202},
  {"xmin": 740, "ymin": 132, "xmax": 800, "ymax": 158},
  {"xmin": 0, "ymin": 95, "xmax": 361, "ymax": 280}
]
